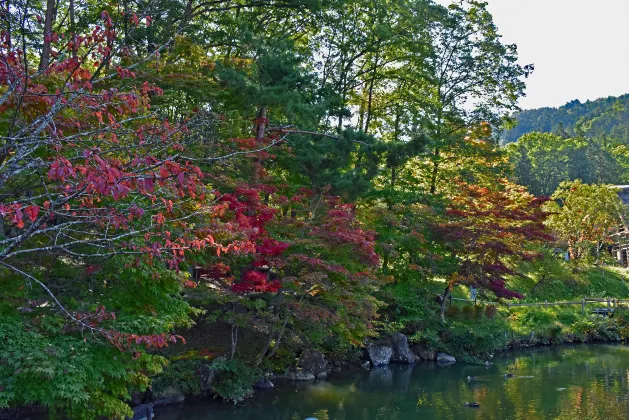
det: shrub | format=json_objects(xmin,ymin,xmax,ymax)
[{"xmin": 210, "ymin": 358, "xmax": 257, "ymax": 403}]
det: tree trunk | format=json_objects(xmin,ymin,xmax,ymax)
[
  {"xmin": 531, "ymin": 273, "xmax": 548, "ymax": 294},
  {"xmin": 264, "ymin": 319, "xmax": 287, "ymax": 361},
  {"xmin": 255, "ymin": 336, "xmax": 272, "ymax": 367},
  {"xmin": 229, "ymin": 324, "xmax": 238, "ymax": 360},
  {"xmin": 178, "ymin": 0, "xmax": 194, "ymax": 31},
  {"xmin": 363, "ymin": 47, "xmax": 380, "ymax": 134},
  {"xmin": 387, "ymin": 165, "xmax": 396, "ymax": 210},
  {"xmin": 4, "ymin": 0, "xmax": 11, "ymax": 49},
  {"xmin": 69, "ymin": 0, "xmax": 76, "ymax": 58},
  {"xmin": 440, "ymin": 286, "xmax": 450, "ymax": 324},
  {"xmin": 39, "ymin": 0, "xmax": 57, "ymax": 71},
  {"xmin": 252, "ymin": 106, "xmax": 268, "ymax": 184},
  {"xmin": 429, "ymin": 147, "xmax": 440, "ymax": 195}
]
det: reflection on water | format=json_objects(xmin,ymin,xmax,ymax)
[{"xmin": 158, "ymin": 344, "xmax": 629, "ymax": 420}]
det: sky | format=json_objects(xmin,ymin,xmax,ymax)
[{"xmin": 436, "ymin": 0, "xmax": 629, "ymax": 110}]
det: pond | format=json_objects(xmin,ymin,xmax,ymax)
[{"xmin": 157, "ymin": 344, "xmax": 629, "ymax": 420}]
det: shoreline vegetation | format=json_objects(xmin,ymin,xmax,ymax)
[
  {"xmin": 138, "ymin": 264, "xmax": 629, "ymax": 411},
  {"xmin": 3, "ymin": 0, "xmax": 629, "ymax": 418}
]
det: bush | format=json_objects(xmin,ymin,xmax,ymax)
[
  {"xmin": 152, "ymin": 360, "xmax": 208, "ymax": 397},
  {"xmin": 210, "ymin": 359, "xmax": 257, "ymax": 403}
]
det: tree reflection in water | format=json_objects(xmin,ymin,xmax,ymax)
[{"xmin": 158, "ymin": 344, "xmax": 629, "ymax": 420}]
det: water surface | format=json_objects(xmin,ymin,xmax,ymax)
[{"xmin": 158, "ymin": 344, "xmax": 629, "ymax": 419}]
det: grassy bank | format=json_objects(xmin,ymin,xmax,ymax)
[
  {"xmin": 390, "ymin": 264, "xmax": 629, "ymax": 363},
  {"xmin": 151, "ymin": 263, "xmax": 629, "ymax": 402}
]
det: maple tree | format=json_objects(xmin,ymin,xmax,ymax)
[
  {"xmin": 435, "ymin": 181, "xmax": 552, "ymax": 321},
  {"xmin": 187, "ymin": 185, "xmax": 382, "ymax": 364},
  {"xmin": 0, "ymin": 5, "xmax": 265, "ymax": 417}
]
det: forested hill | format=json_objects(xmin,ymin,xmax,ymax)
[{"xmin": 502, "ymin": 94, "xmax": 629, "ymax": 144}]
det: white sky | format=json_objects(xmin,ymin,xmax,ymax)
[{"xmin": 436, "ymin": 0, "xmax": 629, "ymax": 110}]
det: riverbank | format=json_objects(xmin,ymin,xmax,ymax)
[
  {"xmin": 155, "ymin": 344, "xmax": 629, "ymax": 420},
  {"xmin": 142, "ymin": 265, "xmax": 629, "ymax": 413}
]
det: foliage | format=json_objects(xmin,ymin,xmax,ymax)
[
  {"xmin": 544, "ymin": 180, "xmax": 627, "ymax": 259},
  {"xmin": 0, "ymin": 0, "xmax": 568, "ymax": 416},
  {"xmin": 436, "ymin": 181, "xmax": 552, "ymax": 309},
  {"xmin": 506, "ymin": 132, "xmax": 622, "ymax": 196},
  {"xmin": 209, "ymin": 358, "xmax": 257, "ymax": 403},
  {"xmin": 502, "ymin": 94, "xmax": 629, "ymax": 145},
  {"xmin": 152, "ymin": 360, "xmax": 209, "ymax": 398}
]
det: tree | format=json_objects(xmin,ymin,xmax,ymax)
[
  {"xmin": 0, "ymin": 6, "xmax": 261, "ymax": 417},
  {"xmin": 545, "ymin": 180, "xmax": 627, "ymax": 260},
  {"xmin": 436, "ymin": 181, "xmax": 551, "ymax": 322},
  {"xmin": 413, "ymin": 0, "xmax": 532, "ymax": 194}
]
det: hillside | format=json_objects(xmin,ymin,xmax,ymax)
[{"xmin": 502, "ymin": 94, "xmax": 629, "ymax": 144}]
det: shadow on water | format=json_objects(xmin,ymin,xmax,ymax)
[{"xmin": 157, "ymin": 344, "xmax": 629, "ymax": 420}]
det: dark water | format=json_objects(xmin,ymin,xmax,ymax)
[{"xmin": 158, "ymin": 344, "xmax": 629, "ymax": 420}]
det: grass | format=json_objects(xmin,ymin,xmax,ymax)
[{"xmin": 397, "ymin": 262, "xmax": 629, "ymax": 362}]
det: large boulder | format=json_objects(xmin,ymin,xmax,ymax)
[
  {"xmin": 436, "ymin": 353, "xmax": 456, "ymax": 364},
  {"xmin": 253, "ymin": 377, "xmax": 275, "ymax": 390},
  {"xmin": 413, "ymin": 343, "xmax": 437, "ymax": 361},
  {"xmin": 298, "ymin": 349, "xmax": 328, "ymax": 377},
  {"xmin": 128, "ymin": 403, "xmax": 154, "ymax": 420},
  {"xmin": 153, "ymin": 386, "xmax": 185, "ymax": 406},
  {"xmin": 390, "ymin": 333, "xmax": 414, "ymax": 364},
  {"xmin": 366, "ymin": 345, "xmax": 392, "ymax": 366}
]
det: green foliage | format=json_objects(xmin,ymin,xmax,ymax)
[
  {"xmin": 0, "ymin": 316, "xmax": 165, "ymax": 419},
  {"xmin": 502, "ymin": 94, "xmax": 629, "ymax": 146},
  {"xmin": 210, "ymin": 359, "xmax": 257, "ymax": 403},
  {"xmin": 152, "ymin": 360, "xmax": 210, "ymax": 397},
  {"xmin": 545, "ymin": 180, "xmax": 627, "ymax": 259}
]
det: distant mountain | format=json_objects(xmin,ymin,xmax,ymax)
[{"xmin": 501, "ymin": 94, "xmax": 629, "ymax": 145}]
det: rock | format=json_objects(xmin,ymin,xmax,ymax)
[
  {"xmin": 128, "ymin": 403, "xmax": 154, "ymax": 420},
  {"xmin": 294, "ymin": 371, "xmax": 316, "ymax": 381},
  {"xmin": 253, "ymin": 378, "xmax": 275, "ymax": 390},
  {"xmin": 315, "ymin": 372, "xmax": 328, "ymax": 380},
  {"xmin": 413, "ymin": 343, "xmax": 436, "ymax": 361},
  {"xmin": 366, "ymin": 345, "xmax": 392, "ymax": 366},
  {"xmin": 361, "ymin": 361, "xmax": 371, "ymax": 370},
  {"xmin": 298, "ymin": 349, "xmax": 328, "ymax": 377},
  {"xmin": 275, "ymin": 371, "xmax": 316, "ymax": 382},
  {"xmin": 436, "ymin": 353, "xmax": 456, "ymax": 364},
  {"xmin": 153, "ymin": 386, "xmax": 185, "ymax": 406},
  {"xmin": 390, "ymin": 333, "xmax": 414, "ymax": 364}
]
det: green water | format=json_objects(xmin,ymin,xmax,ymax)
[{"xmin": 157, "ymin": 344, "xmax": 629, "ymax": 420}]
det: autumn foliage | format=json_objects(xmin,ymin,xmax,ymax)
[{"xmin": 437, "ymin": 181, "xmax": 553, "ymax": 300}]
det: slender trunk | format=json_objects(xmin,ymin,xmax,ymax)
[
  {"xmin": 255, "ymin": 336, "xmax": 272, "ymax": 367},
  {"xmin": 531, "ymin": 273, "xmax": 548, "ymax": 294},
  {"xmin": 357, "ymin": 86, "xmax": 365, "ymax": 131},
  {"xmin": 264, "ymin": 319, "xmax": 288, "ymax": 361},
  {"xmin": 429, "ymin": 148, "xmax": 440, "ymax": 195},
  {"xmin": 363, "ymin": 48, "xmax": 379, "ymax": 134},
  {"xmin": 39, "ymin": 0, "xmax": 56, "ymax": 71},
  {"xmin": 229, "ymin": 324, "xmax": 238, "ymax": 360},
  {"xmin": 393, "ymin": 107, "xmax": 401, "ymax": 140},
  {"xmin": 252, "ymin": 106, "xmax": 268, "ymax": 184},
  {"xmin": 69, "ymin": 0, "xmax": 76, "ymax": 58},
  {"xmin": 440, "ymin": 286, "xmax": 450, "ymax": 324},
  {"xmin": 387, "ymin": 166, "xmax": 396, "ymax": 211},
  {"xmin": 4, "ymin": 0, "xmax": 11, "ymax": 49},
  {"xmin": 178, "ymin": 0, "xmax": 194, "ymax": 32}
]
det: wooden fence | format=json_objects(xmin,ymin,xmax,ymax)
[{"xmin": 446, "ymin": 295, "xmax": 629, "ymax": 315}]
